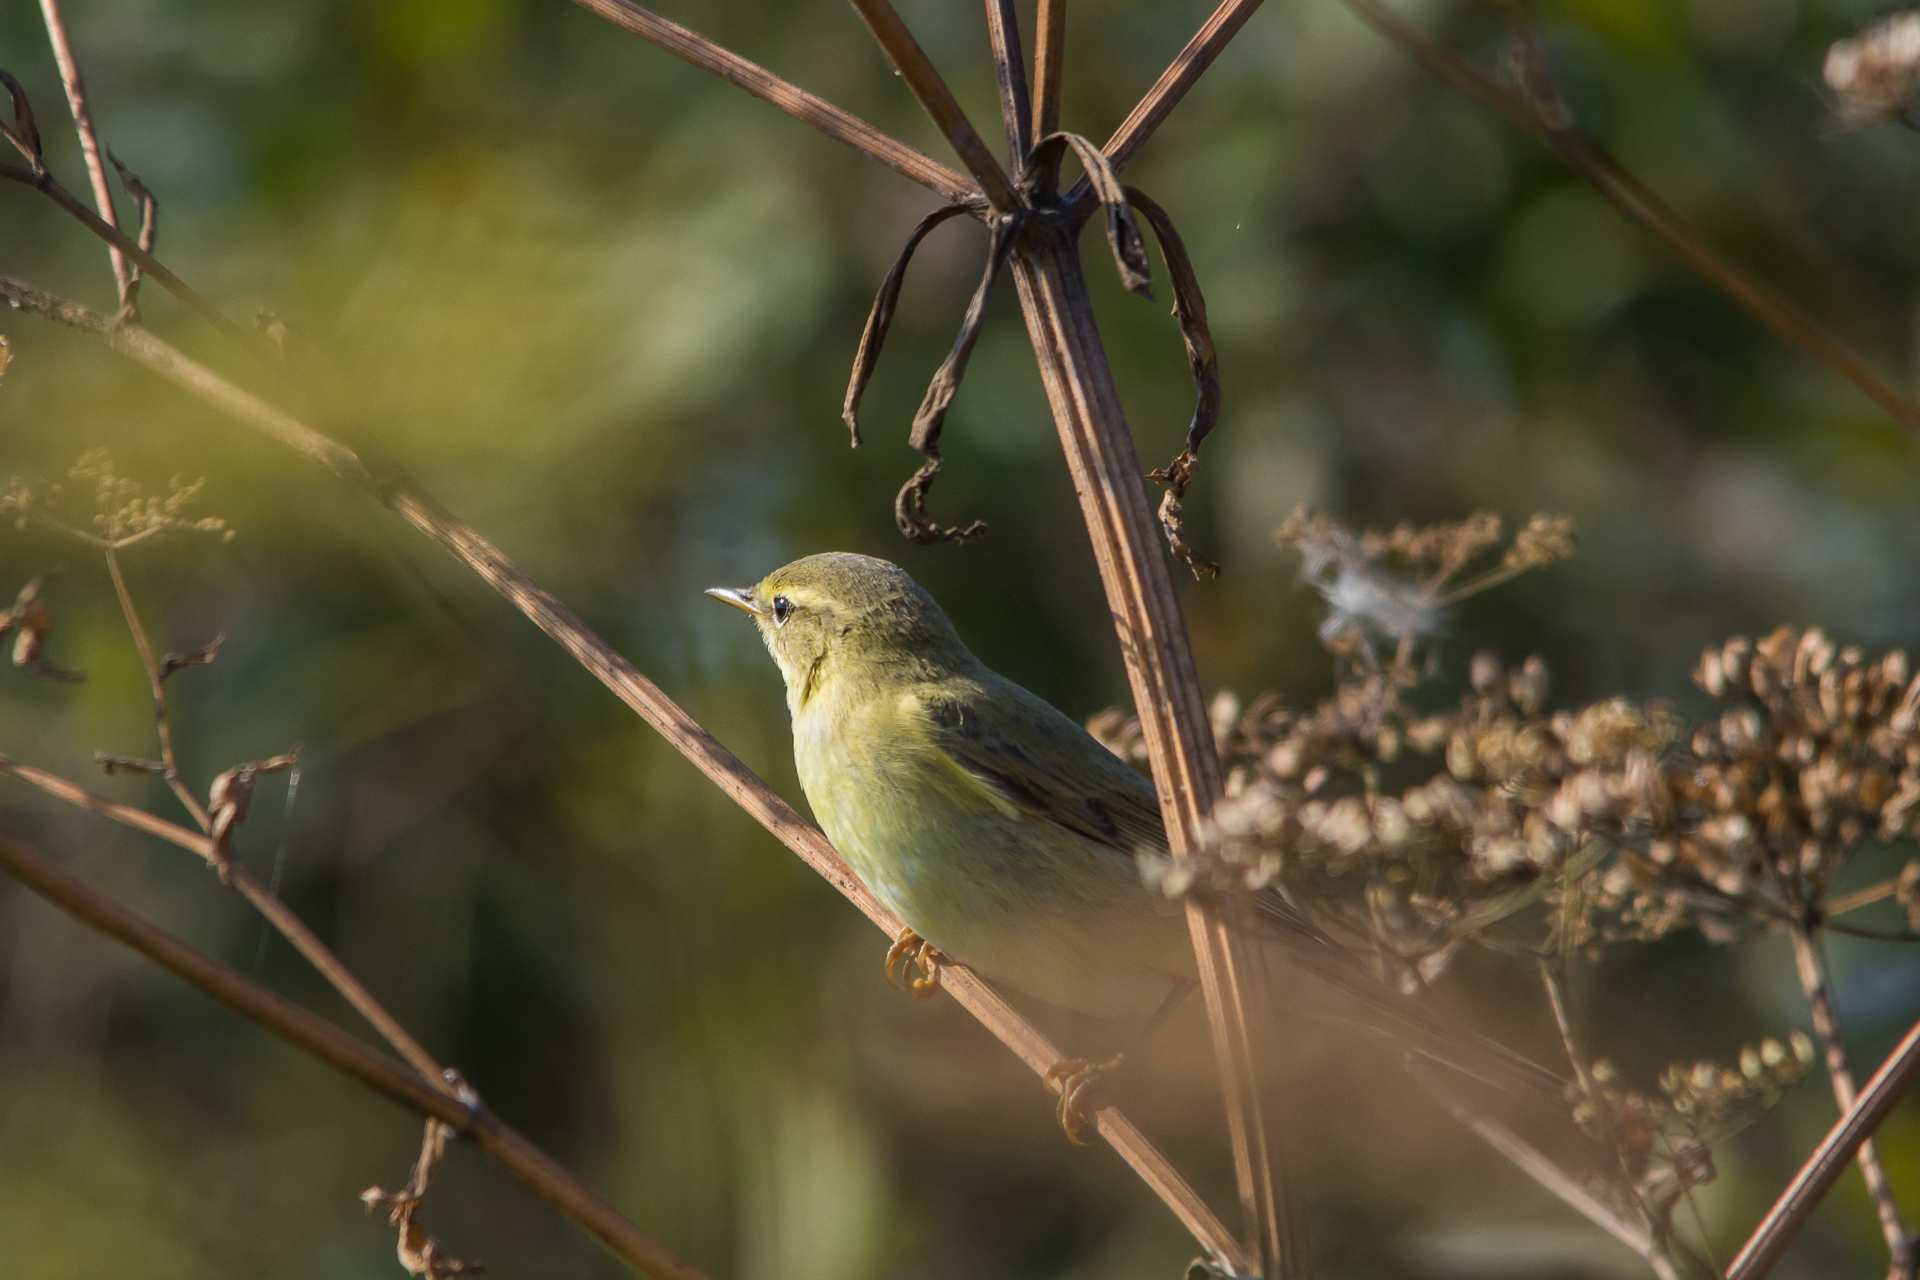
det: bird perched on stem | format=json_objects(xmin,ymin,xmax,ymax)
[{"xmin": 708, "ymin": 552, "xmax": 1553, "ymax": 1134}]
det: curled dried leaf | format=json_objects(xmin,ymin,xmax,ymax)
[
  {"xmin": 159, "ymin": 633, "xmax": 224, "ymax": 681},
  {"xmin": 363, "ymin": 1115, "xmax": 483, "ymax": 1279},
  {"xmin": 206, "ymin": 750, "xmax": 299, "ymax": 877},
  {"xmin": 0, "ymin": 575, "xmax": 84, "ymax": 682}
]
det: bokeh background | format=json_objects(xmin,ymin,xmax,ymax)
[{"xmin": 3, "ymin": 0, "xmax": 1919, "ymax": 1276}]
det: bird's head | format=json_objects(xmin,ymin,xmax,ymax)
[{"xmin": 707, "ymin": 552, "xmax": 977, "ymax": 710}]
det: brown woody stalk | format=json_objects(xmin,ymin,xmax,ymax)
[
  {"xmin": 1729, "ymin": 1016, "xmax": 1920, "ymax": 1280},
  {"xmin": 0, "ymin": 826, "xmax": 709, "ymax": 1280},
  {"xmin": 0, "ymin": 274, "xmax": 1247, "ymax": 1275},
  {"xmin": 983, "ymin": 0, "xmax": 1033, "ymax": 166},
  {"xmin": 0, "ymin": 750, "xmax": 445, "ymax": 1087},
  {"xmin": 37, "ymin": 0, "xmax": 134, "ymax": 310},
  {"xmin": 568, "ymin": 0, "xmax": 976, "ymax": 204},
  {"xmin": 1101, "ymin": 0, "xmax": 1268, "ymax": 174},
  {"xmin": 850, "ymin": 2, "xmax": 1301, "ymax": 1269},
  {"xmin": 1010, "ymin": 227, "xmax": 1304, "ymax": 1279},
  {"xmin": 1337, "ymin": 0, "xmax": 1920, "ymax": 444},
  {"xmin": 843, "ymin": 0, "xmax": 1021, "ymax": 211},
  {"xmin": 1788, "ymin": 924, "xmax": 1915, "ymax": 1272},
  {"xmin": 1031, "ymin": 0, "xmax": 1066, "ymax": 150}
]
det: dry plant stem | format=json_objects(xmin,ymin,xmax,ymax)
[
  {"xmin": 37, "ymin": 0, "xmax": 132, "ymax": 308},
  {"xmin": 983, "ymin": 0, "xmax": 1033, "ymax": 166},
  {"xmin": 1827, "ymin": 877, "xmax": 1902, "ymax": 917},
  {"xmin": 1010, "ymin": 222, "xmax": 1304, "ymax": 1278},
  {"xmin": 1101, "ymin": 0, "xmax": 1268, "ymax": 174},
  {"xmin": 1541, "ymin": 963, "xmax": 1685, "ymax": 1276},
  {"xmin": 844, "ymin": 0, "xmax": 1021, "ymax": 211},
  {"xmin": 1337, "ymin": 0, "xmax": 1920, "ymax": 444},
  {"xmin": 1730, "ymin": 1016, "xmax": 1920, "ymax": 1280},
  {"xmin": 566, "ymin": 0, "xmax": 976, "ymax": 204},
  {"xmin": 1446, "ymin": 1102, "xmax": 1661, "ymax": 1262},
  {"xmin": 0, "ymin": 278, "xmax": 1246, "ymax": 1276},
  {"xmin": 0, "ymin": 827, "xmax": 708, "ymax": 1280},
  {"xmin": 103, "ymin": 548, "xmax": 208, "ymax": 828},
  {"xmin": 0, "ymin": 750, "xmax": 446, "ymax": 1087},
  {"xmin": 0, "ymin": 162, "xmax": 264, "ymax": 359},
  {"xmin": 1032, "ymin": 0, "xmax": 1065, "ymax": 150},
  {"xmin": 1788, "ymin": 923, "xmax": 1913, "ymax": 1265},
  {"xmin": 0, "ymin": 277, "xmax": 372, "ymax": 487}
]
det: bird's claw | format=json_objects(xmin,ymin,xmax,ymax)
[
  {"xmin": 884, "ymin": 927, "xmax": 943, "ymax": 999},
  {"xmin": 1044, "ymin": 1054, "xmax": 1123, "ymax": 1145}
]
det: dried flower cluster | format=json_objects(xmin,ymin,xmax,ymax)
[
  {"xmin": 1826, "ymin": 10, "xmax": 1920, "ymax": 126},
  {"xmin": 2, "ymin": 447, "xmax": 231, "ymax": 548},
  {"xmin": 1568, "ymin": 629, "xmax": 1920, "ymax": 947},
  {"xmin": 1571, "ymin": 1035, "xmax": 1813, "ymax": 1219},
  {"xmin": 1097, "ymin": 510, "xmax": 1915, "ymax": 1258},
  {"xmin": 1102, "ymin": 593, "xmax": 1920, "ymax": 972},
  {"xmin": 1274, "ymin": 506, "xmax": 1573, "ymax": 658}
]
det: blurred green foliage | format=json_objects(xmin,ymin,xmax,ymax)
[{"xmin": 2, "ymin": 0, "xmax": 1919, "ymax": 1276}]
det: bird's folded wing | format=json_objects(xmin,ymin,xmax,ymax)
[{"xmin": 915, "ymin": 684, "xmax": 1169, "ymax": 859}]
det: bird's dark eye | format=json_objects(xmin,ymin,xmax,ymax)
[{"xmin": 771, "ymin": 596, "xmax": 794, "ymax": 626}]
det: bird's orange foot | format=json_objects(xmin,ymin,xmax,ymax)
[
  {"xmin": 884, "ymin": 927, "xmax": 943, "ymax": 999},
  {"xmin": 1044, "ymin": 1054, "xmax": 1123, "ymax": 1145}
]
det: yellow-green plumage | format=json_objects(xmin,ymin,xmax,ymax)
[{"xmin": 711, "ymin": 552, "xmax": 1191, "ymax": 1018}]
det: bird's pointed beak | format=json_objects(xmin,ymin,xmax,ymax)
[{"xmin": 705, "ymin": 586, "xmax": 766, "ymax": 617}]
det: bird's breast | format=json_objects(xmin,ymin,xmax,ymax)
[{"xmin": 789, "ymin": 694, "xmax": 1190, "ymax": 1019}]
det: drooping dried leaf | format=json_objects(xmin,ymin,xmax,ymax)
[
  {"xmin": 843, "ymin": 203, "xmax": 969, "ymax": 447},
  {"xmin": 0, "ymin": 69, "xmax": 43, "ymax": 168},
  {"xmin": 893, "ymin": 212, "xmax": 1026, "ymax": 544},
  {"xmin": 159, "ymin": 633, "xmax": 224, "ymax": 681},
  {"xmin": 0, "ymin": 575, "xmax": 84, "ymax": 682}
]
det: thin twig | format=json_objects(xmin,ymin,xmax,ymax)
[
  {"xmin": 1009, "ymin": 215, "xmax": 1304, "ymax": 1277},
  {"xmin": 1729, "ymin": 1016, "xmax": 1920, "ymax": 1280},
  {"xmin": 1031, "ymin": 0, "xmax": 1065, "ymax": 153},
  {"xmin": 0, "ymin": 750, "xmax": 445, "ymax": 1086},
  {"xmin": 1541, "ymin": 961, "xmax": 1684, "ymax": 1277},
  {"xmin": 1102, "ymin": 0, "xmax": 1268, "ymax": 175},
  {"xmin": 567, "ymin": 0, "xmax": 976, "ymax": 205},
  {"xmin": 1338, "ymin": 0, "xmax": 1920, "ymax": 444},
  {"xmin": 1444, "ymin": 1099, "xmax": 1656, "ymax": 1259},
  {"xmin": 0, "ymin": 825, "xmax": 708, "ymax": 1280},
  {"xmin": 103, "ymin": 547, "xmax": 208, "ymax": 828},
  {"xmin": 983, "ymin": 0, "xmax": 1032, "ymax": 168},
  {"xmin": 1826, "ymin": 876, "xmax": 1902, "ymax": 918},
  {"xmin": 0, "ymin": 158, "xmax": 265, "ymax": 360},
  {"xmin": 844, "ymin": 0, "xmax": 1022, "ymax": 212},
  {"xmin": 1787, "ymin": 923, "xmax": 1913, "ymax": 1266},
  {"xmin": 0, "ymin": 276, "xmax": 1247, "ymax": 1274},
  {"xmin": 36, "ymin": 0, "xmax": 134, "ymax": 310}
]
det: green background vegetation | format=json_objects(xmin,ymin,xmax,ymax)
[{"xmin": 2, "ymin": 0, "xmax": 1918, "ymax": 1276}]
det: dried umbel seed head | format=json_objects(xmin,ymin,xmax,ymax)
[{"xmin": 1826, "ymin": 11, "xmax": 1920, "ymax": 124}]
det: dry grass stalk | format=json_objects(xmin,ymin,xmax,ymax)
[
  {"xmin": 1729, "ymin": 1016, "xmax": 1920, "ymax": 1279},
  {"xmin": 36, "ymin": 0, "xmax": 134, "ymax": 310},
  {"xmin": 1788, "ymin": 927, "xmax": 1913, "ymax": 1269},
  {"xmin": 569, "ymin": 0, "xmax": 976, "ymax": 203},
  {"xmin": 844, "ymin": 0, "xmax": 1020, "ymax": 211},
  {"xmin": 0, "ymin": 826, "xmax": 709, "ymax": 1280},
  {"xmin": 1337, "ymin": 0, "xmax": 1920, "ymax": 444}
]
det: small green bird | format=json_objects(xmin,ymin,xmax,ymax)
[
  {"xmin": 708, "ymin": 552, "xmax": 1552, "ymax": 1115},
  {"xmin": 708, "ymin": 551, "xmax": 1196, "ymax": 1023}
]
